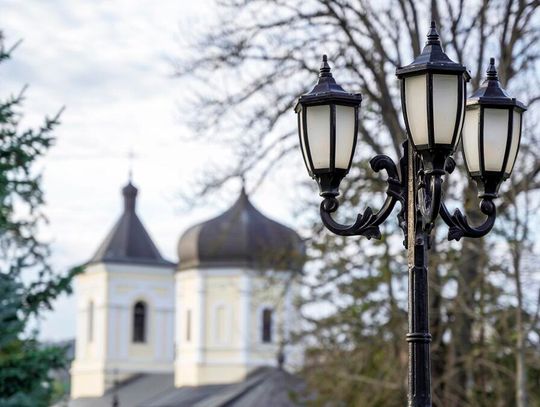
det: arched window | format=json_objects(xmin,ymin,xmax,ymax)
[
  {"xmin": 261, "ymin": 308, "xmax": 273, "ymax": 343},
  {"xmin": 133, "ymin": 301, "xmax": 147, "ymax": 343},
  {"xmin": 88, "ymin": 301, "xmax": 94, "ymax": 342}
]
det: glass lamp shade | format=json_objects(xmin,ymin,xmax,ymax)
[
  {"xmin": 402, "ymin": 73, "xmax": 466, "ymax": 151},
  {"xmin": 299, "ymin": 104, "xmax": 358, "ymax": 171},
  {"xmin": 295, "ymin": 55, "xmax": 362, "ymax": 197},
  {"xmin": 462, "ymin": 58, "xmax": 526, "ymax": 198},
  {"xmin": 396, "ymin": 22, "xmax": 469, "ymax": 171}
]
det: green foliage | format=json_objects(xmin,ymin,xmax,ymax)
[{"xmin": 0, "ymin": 32, "xmax": 79, "ymax": 406}]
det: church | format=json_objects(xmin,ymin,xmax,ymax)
[{"xmin": 66, "ymin": 180, "xmax": 307, "ymax": 406}]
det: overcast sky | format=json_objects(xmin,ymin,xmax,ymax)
[{"xmin": 1, "ymin": 0, "xmax": 307, "ymax": 341}]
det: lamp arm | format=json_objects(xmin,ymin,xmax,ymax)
[
  {"xmin": 439, "ymin": 198, "xmax": 496, "ymax": 241},
  {"xmin": 435, "ymin": 156, "xmax": 497, "ymax": 241},
  {"xmin": 319, "ymin": 155, "xmax": 404, "ymax": 239}
]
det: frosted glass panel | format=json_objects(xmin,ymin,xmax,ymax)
[
  {"xmin": 306, "ymin": 105, "xmax": 331, "ymax": 169},
  {"xmin": 505, "ymin": 110, "xmax": 521, "ymax": 174},
  {"xmin": 483, "ymin": 108, "xmax": 510, "ymax": 171},
  {"xmin": 405, "ymin": 74, "xmax": 429, "ymax": 146},
  {"xmin": 462, "ymin": 108, "xmax": 480, "ymax": 173},
  {"xmin": 456, "ymin": 84, "xmax": 465, "ymax": 145},
  {"xmin": 432, "ymin": 74, "xmax": 459, "ymax": 145},
  {"xmin": 298, "ymin": 111, "xmax": 311, "ymax": 172},
  {"xmin": 335, "ymin": 105, "xmax": 356, "ymax": 169}
]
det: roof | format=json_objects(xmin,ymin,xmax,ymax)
[
  {"xmin": 65, "ymin": 368, "xmax": 308, "ymax": 407},
  {"xmin": 177, "ymin": 189, "xmax": 305, "ymax": 271},
  {"xmin": 88, "ymin": 182, "xmax": 175, "ymax": 267}
]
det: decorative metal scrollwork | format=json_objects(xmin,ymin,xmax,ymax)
[
  {"xmin": 438, "ymin": 157, "xmax": 496, "ymax": 241},
  {"xmin": 319, "ymin": 142, "xmax": 498, "ymax": 244},
  {"xmin": 320, "ymin": 153, "xmax": 406, "ymax": 239}
]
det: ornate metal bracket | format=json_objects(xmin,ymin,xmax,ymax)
[
  {"xmin": 438, "ymin": 157, "xmax": 496, "ymax": 241},
  {"xmin": 319, "ymin": 142, "xmax": 498, "ymax": 244},
  {"xmin": 320, "ymin": 148, "xmax": 407, "ymax": 240}
]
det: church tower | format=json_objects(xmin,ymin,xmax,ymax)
[
  {"xmin": 70, "ymin": 182, "xmax": 175, "ymax": 399},
  {"xmin": 174, "ymin": 189, "xmax": 305, "ymax": 386}
]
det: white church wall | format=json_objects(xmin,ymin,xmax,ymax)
[
  {"xmin": 108, "ymin": 266, "xmax": 174, "ymax": 362},
  {"xmin": 107, "ymin": 264, "xmax": 175, "ymax": 366},
  {"xmin": 175, "ymin": 269, "xmax": 201, "ymax": 364},
  {"xmin": 203, "ymin": 271, "xmax": 242, "ymax": 351},
  {"xmin": 175, "ymin": 267, "xmax": 247, "ymax": 386},
  {"xmin": 73, "ymin": 263, "xmax": 108, "ymax": 362},
  {"xmin": 71, "ymin": 263, "xmax": 109, "ymax": 397},
  {"xmin": 71, "ymin": 263, "xmax": 174, "ymax": 399},
  {"xmin": 174, "ymin": 266, "xmax": 300, "ymax": 387},
  {"xmin": 249, "ymin": 272, "xmax": 286, "ymax": 364}
]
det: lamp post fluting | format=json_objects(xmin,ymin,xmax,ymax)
[{"xmin": 295, "ymin": 22, "xmax": 526, "ymax": 407}]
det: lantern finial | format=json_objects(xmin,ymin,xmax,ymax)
[
  {"xmin": 319, "ymin": 54, "xmax": 332, "ymax": 78},
  {"xmin": 427, "ymin": 21, "xmax": 440, "ymax": 45},
  {"xmin": 307, "ymin": 55, "xmax": 348, "ymax": 94},
  {"xmin": 486, "ymin": 57, "xmax": 498, "ymax": 81}
]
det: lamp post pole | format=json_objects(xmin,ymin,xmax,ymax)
[
  {"xmin": 407, "ymin": 147, "xmax": 432, "ymax": 406},
  {"xmin": 294, "ymin": 22, "xmax": 527, "ymax": 407},
  {"xmin": 409, "ymin": 232, "xmax": 431, "ymax": 406}
]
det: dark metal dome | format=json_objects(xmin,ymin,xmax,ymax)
[{"xmin": 178, "ymin": 189, "xmax": 305, "ymax": 271}]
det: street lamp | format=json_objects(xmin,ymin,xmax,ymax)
[
  {"xmin": 397, "ymin": 22, "xmax": 469, "ymax": 173},
  {"xmin": 295, "ymin": 22, "xmax": 526, "ymax": 407},
  {"xmin": 296, "ymin": 55, "xmax": 362, "ymax": 198},
  {"xmin": 462, "ymin": 57, "xmax": 527, "ymax": 199}
]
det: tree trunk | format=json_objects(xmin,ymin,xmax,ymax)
[{"xmin": 445, "ymin": 183, "xmax": 484, "ymax": 406}]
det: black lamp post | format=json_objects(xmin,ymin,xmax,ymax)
[{"xmin": 295, "ymin": 22, "xmax": 526, "ymax": 407}]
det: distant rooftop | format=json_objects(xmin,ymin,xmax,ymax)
[
  {"xmin": 64, "ymin": 367, "xmax": 308, "ymax": 407},
  {"xmin": 88, "ymin": 181, "xmax": 174, "ymax": 267}
]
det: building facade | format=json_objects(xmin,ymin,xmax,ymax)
[
  {"xmin": 70, "ymin": 182, "xmax": 176, "ymax": 398},
  {"xmin": 70, "ymin": 183, "xmax": 304, "ymax": 402},
  {"xmin": 174, "ymin": 189, "xmax": 303, "ymax": 386}
]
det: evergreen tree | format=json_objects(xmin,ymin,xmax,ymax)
[{"xmin": 0, "ymin": 32, "xmax": 79, "ymax": 406}]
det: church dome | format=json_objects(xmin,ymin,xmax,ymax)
[
  {"xmin": 178, "ymin": 189, "xmax": 305, "ymax": 271},
  {"xmin": 89, "ymin": 181, "xmax": 175, "ymax": 267}
]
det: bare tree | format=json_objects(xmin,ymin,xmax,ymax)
[{"xmin": 175, "ymin": 1, "xmax": 540, "ymax": 405}]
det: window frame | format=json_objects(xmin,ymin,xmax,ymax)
[
  {"xmin": 132, "ymin": 300, "xmax": 148, "ymax": 344},
  {"xmin": 261, "ymin": 307, "xmax": 274, "ymax": 344}
]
